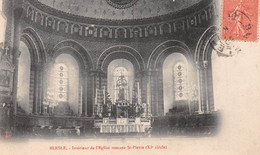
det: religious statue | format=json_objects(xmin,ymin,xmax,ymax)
[{"xmin": 118, "ymin": 87, "xmax": 125, "ymax": 101}]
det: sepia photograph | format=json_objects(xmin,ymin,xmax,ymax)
[{"xmin": 0, "ymin": 0, "xmax": 259, "ymax": 154}]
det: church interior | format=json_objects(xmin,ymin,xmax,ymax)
[{"xmin": 0, "ymin": 0, "xmax": 220, "ymax": 138}]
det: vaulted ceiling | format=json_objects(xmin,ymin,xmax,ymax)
[{"xmin": 37, "ymin": 0, "xmax": 202, "ymax": 20}]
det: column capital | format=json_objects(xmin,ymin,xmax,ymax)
[
  {"xmin": 136, "ymin": 70, "xmax": 148, "ymax": 78},
  {"xmin": 196, "ymin": 61, "xmax": 205, "ymax": 70},
  {"xmin": 89, "ymin": 69, "xmax": 106, "ymax": 77},
  {"xmin": 203, "ymin": 60, "xmax": 209, "ymax": 69},
  {"xmin": 16, "ymin": 50, "xmax": 21, "ymax": 59}
]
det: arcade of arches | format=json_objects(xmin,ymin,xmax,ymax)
[{"xmin": 0, "ymin": 0, "xmax": 220, "ymax": 137}]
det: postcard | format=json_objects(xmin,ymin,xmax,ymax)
[{"xmin": 0, "ymin": 0, "xmax": 259, "ymax": 154}]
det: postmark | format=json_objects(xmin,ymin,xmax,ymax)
[
  {"xmin": 222, "ymin": 0, "xmax": 259, "ymax": 41},
  {"xmin": 210, "ymin": 36, "xmax": 242, "ymax": 57}
]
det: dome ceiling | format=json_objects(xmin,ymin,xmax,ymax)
[{"xmin": 37, "ymin": 0, "xmax": 202, "ymax": 20}]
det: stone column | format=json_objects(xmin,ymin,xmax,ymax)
[
  {"xmin": 196, "ymin": 62, "xmax": 203, "ymax": 114},
  {"xmin": 203, "ymin": 60, "xmax": 210, "ymax": 113},
  {"xmin": 146, "ymin": 70, "xmax": 153, "ymax": 116},
  {"xmin": 136, "ymin": 71, "xmax": 147, "ymax": 105},
  {"xmin": 149, "ymin": 69, "xmax": 160, "ymax": 116},
  {"xmin": 205, "ymin": 60, "xmax": 215, "ymax": 112},
  {"xmin": 31, "ymin": 64, "xmax": 38, "ymax": 114},
  {"xmin": 81, "ymin": 70, "xmax": 88, "ymax": 116},
  {"xmin": 12, "ymin": 7, "xmax": 23, "ymax": 115},
  {"xmin": 197, "ymin": 60, "xmax": 211, "ymax": 114},
  {"xmin": 41, "ymin": 63, "xmax": 49, "ymax": 114},
  {"xmin": 90, "ymin": 70, "xmax": 106, "ymax": 117},
  {"xmin": 36, "ymin": 63, "xmax": 44, "ymax": 114},
  {"xmin": 197, "ymin": 61, "xmax": 208, "ymax": 113},
  {"xmin": 85, "ymin": 70, "xmax": 98, "ymax": 117}
]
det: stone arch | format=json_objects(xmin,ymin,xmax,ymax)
[
  {"xmin": 51, "ymin": 40, "xmax": 94, "ymax": 116},
  {"xmin": 17, "ymin": 27, "xmax": 46, "ymax": 114},
  {"xmin": 100, "ymin": 27, "xmax": 110, "ymax": 38},
  {"xmin": 57, "ymin": 20, "xmax": 68, "ymax": 33},
  {"xmin": 116, "ymin": 28, "xmax": 127, "ymax": 38},
  {"xmin": 195, "ymin": 25, "xmax": 219, "ymax": 63},
  {"xmin": 195, "ymin": 25, "xmax": 219, "ymax": 113},
  {"xmin": 21, "ymin": 27, "xmax": 47, "ymax": 64},
  {"xmin": 95, "ymin": 46, "xmax": 145, "ymax": 116},
  {"xmin": 35, "ymin": 11, "xmax": 43, "ymax": 25},
  {"xmin": 71, "ymin": 23, "xmax": 81, "ymax": 35},
  {"xmin": 148, "ymin": 40, "xmax": 193, "ymax": 70},
  {"xmin": 52, "ymin": 40, "xmax": 93, "ymax": 71},
  {"xmin": 147, "ymin": 40, "xmax": 194, "ymax": 116},
  {"xmin": 147, "ymin": 25, "xmax": 156, "ymax": 36},
  {"xmin": 133, "ymin": 27, "xmax": 142, "ymax": 38},
  {"xmin": 160, "ymin": 23, "xmax": 171, "ymax": 34},
  {"xmin": 97, "ymin": 45, "xmax": 145, "ymax": 73},
  {"xmin": 45, "ymin": 16, "xmax": 54, "ymax": 28}
]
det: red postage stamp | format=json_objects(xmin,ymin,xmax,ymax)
[{"xmin": 222, "ymin": 0, "xmax": 259, "ymax": 41}]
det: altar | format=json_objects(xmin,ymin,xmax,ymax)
[{"xmin": 95, "ymin": 118, "xmax": 151, "ymax": 134}]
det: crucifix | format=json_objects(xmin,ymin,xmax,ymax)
[{"xmin": 4, "ymin": 46, "xmax": 9, "ymax": 55}]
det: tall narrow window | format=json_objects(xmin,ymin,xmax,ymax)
[
  {"xmin": 107, "ymin": 59, "xmax": 134, "ymax": 104},
  {"xmin": 173, "ymin": 62, "xmax": 187, "ymax": 101},
  {"xmin": 114, "ymin": 67, "xmax": 129, "ymax": 103},
  {"xmin": 163, "ymin": 53, "xmax": 190, "ymax": 115},
  {"xmin": 54, "ymin": 63, "xmax": 68, "ymax": 102},
  {"xmin": 45, "ymin": 54, "xmax": 80, "ymax": 115}
]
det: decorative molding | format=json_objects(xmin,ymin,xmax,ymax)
[
  {"xmin": 22, "ymin": 0, "xmax": 216, "ymax": 41},
  {"xmin": 106, "ymin": 0, "xmax": 139, "ymax": 9},
  {"xmin": 27, "ymin": 0, "xmax": 211, "ymax": 25},
  {"xmin": 52, "ymin": 40, "xmax": 94, "ymax": 71},
  {"xmin": 97, "ymin": 45, "xmax": 145, "ymax": 72}
]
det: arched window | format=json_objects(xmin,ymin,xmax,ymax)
[
  {"xmin": 107, "ymin": 59, "xmax": 134, "ymax": 104},
  {"xmin": 163, "ymin": 53, "xmax": 193, "ymax": 115},
  {"xmin": 114, "ymin": 67, "xmax": 129, "ymax": 103},
  {"xmin": 45, "ymin": 54, "xmax": 80, "ymax": 115}
]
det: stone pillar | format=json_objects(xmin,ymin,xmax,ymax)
[
  {"xmin": 146, "ymin": 70, "xmax": 153, "ymax": 116},
  {"xmin": 136, "ymin": 71, "xmax": 147, "ymax": 105},
  {"xmin": 196, "ymin": 62, "xmax": 203, "ymax": 114},
  {"xmin": 157, "ymin": 69, "xmax": 164, "ymax": 116},
  {"xmin": 41, "ymin": 63, "xmax": 50, "ymax": 114},
  {"xmin": 36, "ymin": 63, "xmax": 44, "ymax": 114},
  {"xmin": 81, "ymin": 70, "xmax": 88, "ymax": 116},
  {"xmin": 31, "ymin": 64, "xmax": 38, "ymax": 114},
  {"xmin": 197, "ymin": 61, "xmax": 207, "ymax": 113},
  {"xmin": 149, "ymin": 69, "xmax": 160, "ymax": 116},
  {"xmin": 12, "ymin": 8, "xmax": 24, "ymax": 115},
  {"xmin": 197, "ymin": 60, "xmax": 214, "ymax": 114},
  {"xmin": 206, "ymin": 61, "xmax": 215, "ymax": 112},
  {"xmin": 90, "ymin": 70, "xmax": 106, "ymax": 117},
  {"xmin": 203, "ymin": 60, "xmax": 210, "ymax": 113},
  {"xmin": 86, "ymin": 70, "xmax": 96, "ymax": 117}
]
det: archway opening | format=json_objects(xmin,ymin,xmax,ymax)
[
  {"xmin": 163, "ymin": 53, "xmax": 198, "ymax": 115},
  {"xmin": 45, "ymin": 53, "xmax": 80, "ymax": 116},
  {"xmin": 107, "ymin": 59, "xmax": 134, "ymax": 105}
]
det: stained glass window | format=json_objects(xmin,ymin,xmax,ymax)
[
  {"xmin": 54, "ymin": 63, "xmax": 68, "ymax": 102},
  {"xmin": 113, "ymin": 67, "xmax": 129, "ymax": 102},
  {"xmin": 173, "ymin": 62, "xmax": 187, "ymax": 101}
]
